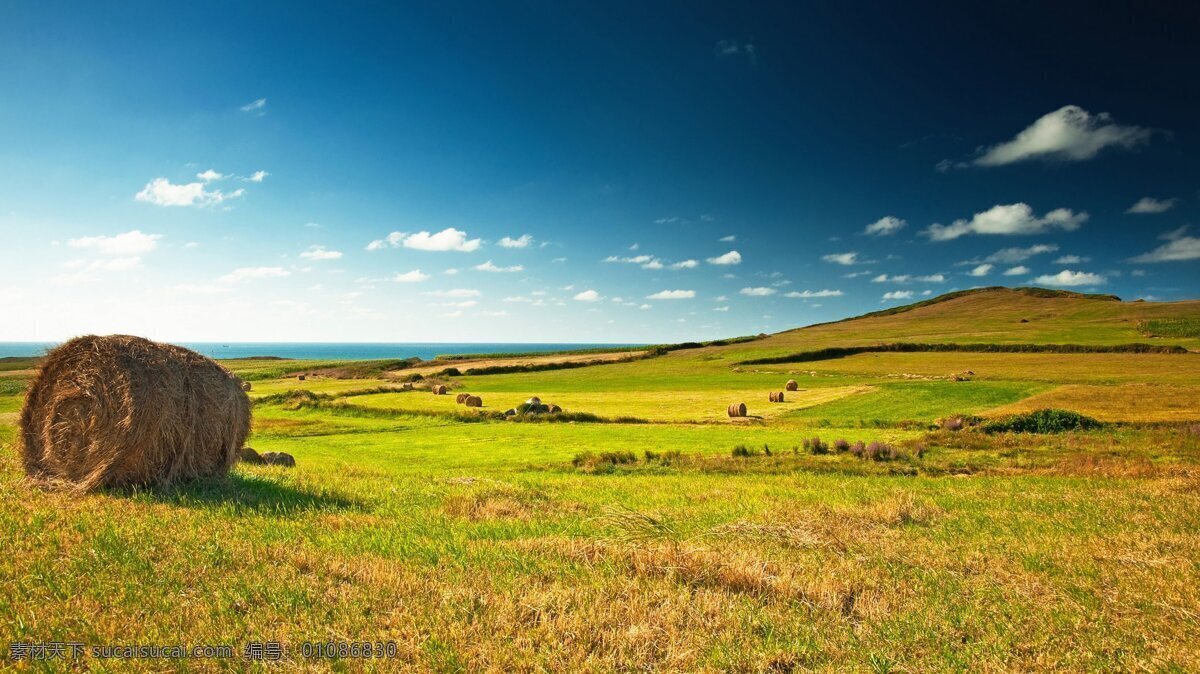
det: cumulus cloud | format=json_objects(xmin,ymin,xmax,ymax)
[
  {"xmin": 864, "ymin": 216, "xmax": 907, "ymax": 236},
  {"xmin": 402, "ymin": 228, "xmax": 482, "ymax": 252},
  {"xmin": 784, "ymin": 289, "xmax": 843, "ymax": 298},
  {"xmin": 924, "ymin": 203, "xmax": 1086, "ymax": 241},
  {"xmin": 574, "ymin": 289, "xmax": 602, "ymax": 302},
  {"xmin": 646, "ymin": 289, "xmax": 696, "ymax": 300},
  {"xmin": 393, "ymin": 270, "xmax": 430, "ymax": 282},
  {"xmin": 135, "ymin": 177, "xmax": 245, "ymax": 207},
  {"xmin": 1002, "ymin": 265, "xmax": 1030, "ymax": 276},
  {"xmin": 299, "ymin": 245, "xmax": 342, "ymax": 261},
  {"xmin": 1033, "ymin": 270, "xmax": 1106, "ymax": 286},
  {"xmin": 366, "ymin": 232, "xmax": 405, "ymax": 251},
  {"xmin": 670, "ymin": 259, "xmax": 699, "ymax": 269},
  {"xmin": 219, "ymin": 266, "xmax": 290, "ymax": 283},
  {"xmin": 822, "ymin": 252, "xmax": 861, "ymax": 265},
  {"xmin": 1129, "ymin": 226, "xmax": 1200, "ymax": 263},
  {"xmin": 474, "ymin": 260, "xmax": 523, "ymax": 273},
  {"xmin": 196, "ymin": 169, "xmax": 225, "ymax": 182},
  {"xmin": 968, "ymin": 264, "xmax": 993, "ymax": 277},
  {"xmin": 68, "ymin": 230, "xmax": 161, "ymax": 255},
  {"xmin": 960, "ymin": 105, "xmax": 1153, "ymax": 167},
  {"xmin": 882, "ymin": 291, "xmax": 914, "ymax": 300},
  {"xmin": 498, "ymin": 234, "xmax": 533, "ymax": 248},
  {"xmin": 739, "ymin": 287, "xmax": 776, "ymax": 296},
  {"xmin": 248, "ymin": 170, "xmax": 269, "ymax": 183},
  {"xmin": 707, "ymin": 250, "xmax": 742, "ymax": 265},
  {"xmin": 1126, "ymin": 197, "xmax": 1178, "ymax": 214}
]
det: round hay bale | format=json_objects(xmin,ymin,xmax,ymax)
[
  {"xmin": 465, "ymin": 395, "xmax": 482, "ymax": 407},
  {"xmin": 238, "ymin": 446, "xmax": 263, "ymax": 464},
  {"xmin": 241, "ymin": 381, "xmax": 252, "ymax": 392},
  {"xmin": 455, "ymin": 393, "xmax": 470, "ymax": 404},
  {"xmin": 769, "ymin": 392, "xmax": 777, "ymax": 403},
  {"xmin": 297, "ymin": 374, "xmax": 306, "ymax": 381},
  {"xmin": 19, "ymin": 335, "xmax": 250, "ymax": 491},
  {"xmin": 547, "ymin": 404, "xmax": 562, "ymax": 414},
  {"xmin": 504, "ymin": 408, "xmax": 517, "ymax": 416},
  {"xmin": 260, "ymin": 451, "xmax": 296, "ymax": 467},
  {"xmin": 727, "ymin": 402, "xmax": 747, "ymax": 418},
  {"xmin": 432, "ymin": 385, "xmax": 448, "ymax": 395},
  {"xmin": 776, "ymin": 391, "xmax": 784, "ymax": 403},
  {"xmin": 785, "ymin": 379, "xmax": 798, "ymax": 391},
  {"xmin": 525, "ymin": 396, "xmax": 542, "ymax": 406}
]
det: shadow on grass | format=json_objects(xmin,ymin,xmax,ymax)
[{"xmin": 134, "ymin": 471, "xmax": 366, "ymax": 515}]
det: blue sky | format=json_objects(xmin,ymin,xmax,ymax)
[{"xmin": 1, "ymin": 2, "xmax": 1198, "ymax": 342}]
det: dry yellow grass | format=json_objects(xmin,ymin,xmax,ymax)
[
  {"xmin": 983, "ymin": 383, "xmax": 1200, "ymax": 422},
  {"xmin": 385, "ymin": 350, "xmax": 645, "ymax": 379}
]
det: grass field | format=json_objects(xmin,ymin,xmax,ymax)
[{"xmin": 2, "ymin": 288, "xmax": 1200, "ymax": 671}]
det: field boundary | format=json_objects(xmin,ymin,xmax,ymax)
[{"xmin": 739, "ymin": 341, "xmax": 1191, "ymax": 365}]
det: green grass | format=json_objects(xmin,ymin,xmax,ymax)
[
  {"xmin": 3, "ymin": 289, "xmax": 1200, "ymax": 670},
  {"xmin": 1141, "ymin": 317, "xmax": 1200, "ymax": 338}
]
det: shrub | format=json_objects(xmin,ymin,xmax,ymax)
[
  {"xmin": 864, "ymin": 441, "xmax": 897, "ymax": 461},
  {"xmin": 832, "ymin": 438, "xmax": 850, "ymax": 453},
  {"xmin": 849, "ymin": 441, "xmax": 866, "ymax": 457},
  {"xmin": 802, "ymin": 436, "xmax": 827, "ymax": 454},
  {"xmin": 439, "ymin": 367, "xmax": 463, "ymax": 377},
  {"xmin": 983, "ymin": 409, "xmax": 1102, "ymax": 434},
  {"xmin": 732, "ymin": 444, "xmax": 757, "ymax": 458}
]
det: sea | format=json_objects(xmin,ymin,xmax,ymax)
[{"xmin": 0, "ymin": 342, "xmax": 642, "ymax": 361}]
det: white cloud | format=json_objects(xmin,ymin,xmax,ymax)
[
  {"xmin": 402, "ymin": 228, "xmax": 482, "ymax": 252},
  {"xmin": 135, "ymin": 178, "xmax": 245, "ymax": 207},
  {"xmin": 968, "ymin": 264, "xmax": 993, "ymax": 277},
  {"xmin": 1126, "ymin": 197, "xmax": 1177, "ymax": 214},
  {"xmin": 882, "ymin": 291, "xmax": 914, "ymax": 300},
  {"xmin": 444, "ymin": 268, "xmax": 459, "ymax": 275},
  {"xmin": 646, "ymin": 289, "xmax": 696, "ymax": 300},
  {"xmin": 719, "ymin": 235, "xmax": 736, "ymax": 242},
  {"xmin": 61, "ymin": 256, "xmax": 144, "ymax": 275},
  {"xmin": 428, "ymin": 288, "xmax": 482, "ymax": 298},
  {"xmin": 707, "ymin": 250, "xmax": 742, "ymax": 265},
  {"xmin": 713, "ymin": 305, "xmax": 730, "ymax": 312},
  {"xmin": 822, "ymin": 252, "xmax": 860, "ymax": 265},
  {"xmin": 366, "ymin": 232, "xmax": 406, "ymax": 251},
  {"xmin": 1129, "ymin": 226, "xmax": 1200, "ymax": 263},
  {"xmin": 784, "ymin": 289, "xmax": 843, "ymax": 298},
  {"xmin": 1002, "ymin": 265, "xmax": 1030, "ymax": 276},
  {"xmin": 219, "ymin": 266, "xmax": 290, "ymax": 283},
  {"xmin": 299, "ymin": 245, "xmax": 342, "ymax": 261},
  {"xmin": 497, "ymin": 234, "xmax": 533, "ymax": 248},
  {"xmin": 68, "ymin": 230, "xmax": 161, "ymax": 255},
  {"xmin": 739, "ymin": 287, "xmax": 776, "ymax": 296},
  {"xmin": 864, "ymin": 215, "xmax": 906, "ymax": 236},
  {"xmin": 197, "ymin": 169, "xmax": 225, "ymax": 182},
  {"xmin": 983, "ymin": 244, "xmax": 1059, "ymax": 263},
  {"xmin": 393, "ymin": 270, "xmax": 430, "ymax": 283},
  {"xmin": 248, "ymin": 170, "xmax": 269, "ymax": 183},
  {"xmin": 1053, "ymin": 255, "xmax": 1088, "ymax": 264},
  {"xmin": 670, "ymin": 259, "xmax": 698, "ymax": 269},
  {"xmin": 1033, "ymin": 270, "xmax": 1106, "ymax": 286},
  {"xmin": 967, "ymin": 105, "xmax": 1153, "ymax": 167},
  {"xmin": 924, "ymin": 203, "xmax": 1086, "ymax": 241},
  {"xmin": 240, "ymin": 98, "xmax": 266, "ymax": 113},
  {"xmin": 474, "ymin": 260, "xmax": 523, "ymax": 273},
  {"xmin": 574, "ymin": 289, "xmax": 602, "ymax": 302}
]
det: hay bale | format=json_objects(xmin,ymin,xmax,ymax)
[
  {"xmin": 432, "ymin": 384, "xmax": 448, "ymax": 395},
  {"xmin": 238, "ymin": 446, "xmax": 263, "ymax": 464},
  {"xmin": 260, "ymin": 452, "xmax": 296, "ymax": 467},
  {"xmin": 241, "ymin": 381, "xmax": 252, "ymax": 392},
  {"xmin": 465, "ymin": 395, "xmax": 482, "ymax": 407},
  {"xmin": 547, "ymin": 404, "xmax": 562, "ymax": 414},
  {"xmin": 525, "ymin": 396, "xmax": 542, "ymax": 407},
  {"xmin": 785, "ymin": 380, "xmax": 798, "ymax": 391},
  {"xmin": 455, "ymin": 393, "xmax": 470, "ymax": 404},
  {"xmin": 401, "ymin": 383, "xmax": 414, "ymax": 390},
  {"xmin": 504, "ymin": 408, "xmax": 517, "ymax": 416},
  {"xmin": 770, "ymin": 391, "xmax": 784, "ymax": 403},
  {"xmin": 727, "ymin": 402, "xmax": 747, "ymax": 418},
  {"xmin": 19, "ymin": 335, "xmax": 250, "ymax": 491},
  {"xmin": 297, "ymin": 374, "xmax": 306, "ymax": 381}
]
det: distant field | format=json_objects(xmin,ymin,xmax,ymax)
[{"xmin": 2, "ymin": 288, "xmax": 1200, "ymax": 670}]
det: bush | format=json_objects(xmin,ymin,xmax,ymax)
[
  {"xmin": 849, "ymin": 441, "xmax": 866, "ymax": 457},
  {"xmin": 863, "ymin": 441, "xmax": 897, "ymax": 461},
  {"xmin": 439, "ymin": 367, "xmax": 463, "ymax": 377},
  {"xmin": 938, "ymin": 414, "xmax": 982, "ymax": 431},
  {"xmin": 983, "ymin": 409, "xmax": 1102, "ymax": 434},
  {"xmin": 732, "ymin": 444, "xmax": 757, "ymax": 458},
  {"xmin": 802, "ymin": 436, "xmax": 827, "ymax": 454},
  {"xmin": 832, "ymin": 438, "xmax": 850, "ymax": 453}
]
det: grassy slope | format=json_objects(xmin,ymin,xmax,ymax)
[{"xmin": 2, "ymin": 288, "xmax": 1200, "ymax": 670}]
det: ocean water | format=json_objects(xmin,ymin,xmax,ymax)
[{"xmin": 0, "ymin": 342, "xmax": 641, "ymax": 361}]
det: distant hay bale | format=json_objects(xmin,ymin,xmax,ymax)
[
  {"xmin": 238, "ymin": 446, "xmax": 263, "ymax": 464},
  {"xmin": 770, "ymin": 391, "xmax": 784, "ymax": 403},
  {"xmin": 525, "ymin": 396, "xmax": 542, "ymax": 407},
  {"xmin": 19, "ymin": 335, "xmax": 251, "ymax": 491},
  {"xmin": 465, "ymin": 395, "xmax": 482, "ymax": 407},
  {"xmin": 547, "ymin": 404, "xmax": 562, "ymax": 414},
  {"xmin": 455, "ymin": 393, "xmax": 470, "ymax": 404},
  {"xmin": 297, "ymin": 374, "xmax": 306, "ymax": 381},
  {"xmin": 432, "ymin": 385, "xmax": 448, "ymax": 395},
  {"xmin": 401, "ymin": 383, "xmax": 414, "ymax": 390},
  {"xmin": 504, "ymin": 408, "xmax": 517, "ymax": 416},
  {"xmin": 727, "ymin": 402, "xmax": 747, "ymax": 418},
  {"xmin": 241, "ymin": 381, "xmax": 252, "ymax": 392},
  {"xmin": 785, "ymin": 380, "xmax": 798, "ymax": 391},
  {"xmin": 260, "ymin": 451, "xmax": 296, "ymax": 467}
]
